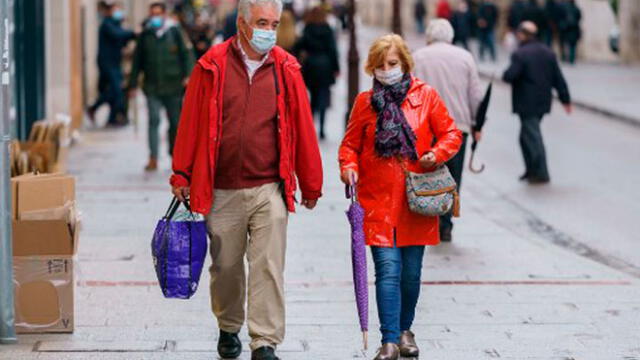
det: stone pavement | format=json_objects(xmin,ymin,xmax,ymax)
[{"xmin": 2, "ymin": 29, "xmax": 640, "ymax": 360}]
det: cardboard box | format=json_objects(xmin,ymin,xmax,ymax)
[
  {"xmin": 11, "ymin": 173, "xmax": 75, "ymax": 219},
  {"xmin": 11, "ymin": 172, "xmax": 78, "ymax": 334},
  {"xmin": 12, "ymin": 220, "xmax": 78, "ymax": 257},
  {"xmin": 13, "ymin": 257, "xmax": 74, "ymax": 333}
]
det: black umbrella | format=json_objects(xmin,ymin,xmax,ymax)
[{"xmin": 469, "ymin": 81, "xmax": 493, "ymax": 174}]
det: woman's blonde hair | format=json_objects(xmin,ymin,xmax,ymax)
[{"xmin": 365, "ymin": 34, "xmax": 414, "ymax": 75}]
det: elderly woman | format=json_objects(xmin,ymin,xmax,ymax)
[{"xmin": 339, "ymin": 34, "xmax": 462, "ymax": 360}]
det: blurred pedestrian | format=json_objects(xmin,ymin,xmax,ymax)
[
  {"xmin": 544, "ymin": 0, "xmax": 563, "ymax": 48},
  {"xmin": 477, "ymin": 0, "xmax": 498, "ymax": 62},
  {"xmin": 335, "ymin": 2, "xmax": 349, "ymax": 30},
  {"xmin": 170, "ymin": 0, "xmax": 323, "ymax": 359},
  {"xmin": 276, "ymin": 8, "xmax": 297, "ymax": 52},
  {"xmin": 502, "ymin": 21, "xmax": 572, "ymax": 184},
  {"xmin": 522, "ymin": 0, "xmax": 549, "ymax": 40},
  {"xmin": 188, "ymin": 13, "xmax": 214, "ymax": 59},
  {"xmin": 558, "ymin": 0, "xmax": 582, "ymax": 64},
  {"xmin": 414, "ymin": 0, "xmax": 427, "ymax": 34},
  {"xmin": 339, "ymin": 34, "xmax": 462, "ymax": 360},
  {"xmin": 127, "ymin": 2, "xmax": 195, "ymax": 171},
  {"xmin": 436, "ymin": 0, "xmax": 452, "ymax": 20},
  {"xmin": 293, "ymin": 6, "xmax": 339, "ymax": 140},
  {"xmin": 319, "ymin": 0, "xmax": 332, "ymax": 14},
  {"xmin": 507, "ymin": 0, "xmax": 526, "ymax": 31},
  {"xmin": 87, "ymin": 1, "xmax": 135, "ymax": 127},
  {"xmin": 222, "ymin": 8, "xmax": 238, "ymax": 40},
  {"xmin": 413, "ymin": 19, "xmax": 483, "ymax": 242},
  {"xmin": 451, "ymin": 1, "xmax": 473, "ymax": 50}
]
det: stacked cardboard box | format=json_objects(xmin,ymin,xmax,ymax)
[{"xmin": 11, "ymin": 173, "xmax": 79, "ymax": 333}]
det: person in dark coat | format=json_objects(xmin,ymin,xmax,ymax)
[
  {"xmin": 87, "ymin": 1, "xmax": 135, "ymax": 126},
  {"xmin": 450, "ymin": 1, "xmax": 473, "ymax": 50},
  {"xmin": 414, "ymin": 0, "xmax": 427, "ymax": 34},
  {"xmin": 477, "ymin": 0, "xmax": 498, "ymax": 62},
  {"xmin": 507, "ymin": 0, "xmax": 526, "ymax": 31},
  {"xmin": 503, "ymin": 21, "xmax": 572, "ymax": 184},
  {"xmin": 558, "ymin": 0, "xmax": 582, "ymax": 64},
  {"xmin": 522, "ymin": 0, "xmax": 549, "ymax": 41},
  {"xmin": 222, "ymin": 9, "xmax": 238, "ymax": 41},
  {"xmin": 293, "ymin": 6, "xmax": 339, "ymax": 140},
  {"xmin": 544, "ymin": 0, "xmax": 563, "ymax": 48},
  {"xmin": 127, "ymin": 2, "xmax": 195, "ymax": 171}
]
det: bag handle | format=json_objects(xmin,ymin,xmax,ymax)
[{"xmin": 163, "ymin": 196, "xmax": 192, "ymax": 220}]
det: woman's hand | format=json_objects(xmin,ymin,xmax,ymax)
[
  {"xmin": 172, "ymin": 186, "xmax": 190, "ymax": 202},
  {"xmin": 340, "ymin": 169, "xmax": 359, "ymax": 185},
  {"xmin": 419, "ymin": 152, "xmax": 437, "ymax": 169}
]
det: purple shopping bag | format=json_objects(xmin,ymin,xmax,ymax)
[{"xmin": 151, "ymin": 197, "xmax": 208, "ymax": 299}]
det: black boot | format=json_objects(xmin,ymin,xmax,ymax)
[
  {"xmin": 440, "ymin": 226, "xmax": 452, "ymax": 242},
  {"xmin": 217, "ymin": 330, "xmax": 242, "ymax": 359},
  {"xmin": 251, "ymin": 346, "xmax": 280, "ymax": 360}
]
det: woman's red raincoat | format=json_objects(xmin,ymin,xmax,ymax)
[{"xmin": 339, "ymin": 77, "xmax": 462, "ymax": 247}]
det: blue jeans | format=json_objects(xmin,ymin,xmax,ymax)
[{"xmin": 371, "ymin": 243, "xmax": 426, "ymax": 344}]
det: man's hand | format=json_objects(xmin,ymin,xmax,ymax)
[
  {"xmin": 172, "ymin": 186, "xmax": 190, "ymax": 202},
  {"xmin": 340, "ymin": 169, "xmax": 358, "ymax": 185},
  {"xmin": 563, "ymin": 103, "xmax": 573, "ymax": 115},
  {"xmin": 301, "ymin": 199, "xmax": 318, "ymax": 210},
  {"xmin": 419, "ymin": 151, "xmax": 437, "ymax": 169},
  {"xmin": 473, "ymin": 131, "xmax": 483, "ymax": 142},
  {"xmin": 128, "ymin": 88, "xmax": 137, "ymax": 99}
]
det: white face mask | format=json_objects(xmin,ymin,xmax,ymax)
[{"xmin": 375, "ymin": 66, "xmax": 404, "ymax": 86}]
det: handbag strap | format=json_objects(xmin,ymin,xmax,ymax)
[{"xmin": 164, "ymin": 196, "xmax": 193, "ymax": 220}]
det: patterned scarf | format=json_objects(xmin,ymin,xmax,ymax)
[{"xmin": 370, "ymin": 73, "xmax": 418, "ymax": 160}]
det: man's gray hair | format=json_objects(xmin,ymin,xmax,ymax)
[
  {"xmin": 238, "ymin": 0, "xmax": 283, "ymax": 20},
  {"xmin": 426, "ymin": 19, "xmax": 455, "ymax": 44}
]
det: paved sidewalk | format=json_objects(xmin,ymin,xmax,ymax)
[
  {"xmin": 397, "ymin": 27, "xmax": 640, "ymax": 127},
  {"xmin": 2, "ymin": 29, "xmax": 640, "ymax": 360}
]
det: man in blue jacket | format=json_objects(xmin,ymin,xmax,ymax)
[
  {"xmin": 88, "ymin": 1, "xmax": 135, "ymax": 127},
  {"xmin": 503, "ymin": 21, "xmax": 572, "ymax": 184}
]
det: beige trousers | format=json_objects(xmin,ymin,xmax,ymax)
[{"xmin": 205, "ymin": 182, "xmax": 288, "ymax": 351}]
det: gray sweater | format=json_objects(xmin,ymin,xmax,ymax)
[{"xmin": 413, "ymin": 42, "xmax": 483, "ymax": 133}]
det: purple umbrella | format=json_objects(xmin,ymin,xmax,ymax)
[{"xmin": 346, "ymin": 182, "xmax": 368, "ymax": 350}]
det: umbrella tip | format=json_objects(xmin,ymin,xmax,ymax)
[{"xmin": 363, "ymin": 331, "xmax": 368, "ymax": 350}]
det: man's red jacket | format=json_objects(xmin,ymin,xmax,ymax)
[{"xmin": 170, "ymin": 38, "xmax": 323, "ymax": 215}]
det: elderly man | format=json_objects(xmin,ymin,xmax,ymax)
[
  {"xmin": 503, "ymin": 21, "xmax": 571, "ymax": 184},
  {"xmin": 170, "ymin": 0, "xmax": 324, "ymax": 359},
  {"xmin": 413, "ymin": 19, "xmax": 483, "ymax": 242}
]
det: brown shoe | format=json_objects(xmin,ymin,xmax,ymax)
[
  {"xmin": 399, "ymin": 330, "xmax": 420, "ymax": 357},
  {"xmin": 374, "ymin": 343, "xmax": 399, "ymax": 360},
  {"xmin": 144, "ymin": 158, "xmax": 158, "ymax": 172}
]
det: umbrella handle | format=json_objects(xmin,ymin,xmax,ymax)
[
  {"xmin": 469, "ymin": 150, "xmax": 486, "ymax": 174},
  {"xmin": 363, "ymin": 331, "xmax": 368, "ymax": 350},
  {"xmin": 346, "ymin": 174, "xmax": 358, "ymax": 203}
]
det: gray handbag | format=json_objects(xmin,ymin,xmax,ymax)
[{"xmin": 399, "ymin": 159, "xmax": 460, "ymax": 217}]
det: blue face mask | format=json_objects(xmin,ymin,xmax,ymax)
[
  {"xmin": 149, "ymin": 16, "xmax": 164, "ymax": 28},
  {"xmin": 112, "ymin": 10, "xmax": 124, "ymax": 21},
  {"xmin": 247, "ymin": 27, "xmax": 277, "ymax": 54}
]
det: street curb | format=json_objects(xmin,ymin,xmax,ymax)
[{"xmin": 478, "ymin": 70, "xmax": 640, "ymax": 128}]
